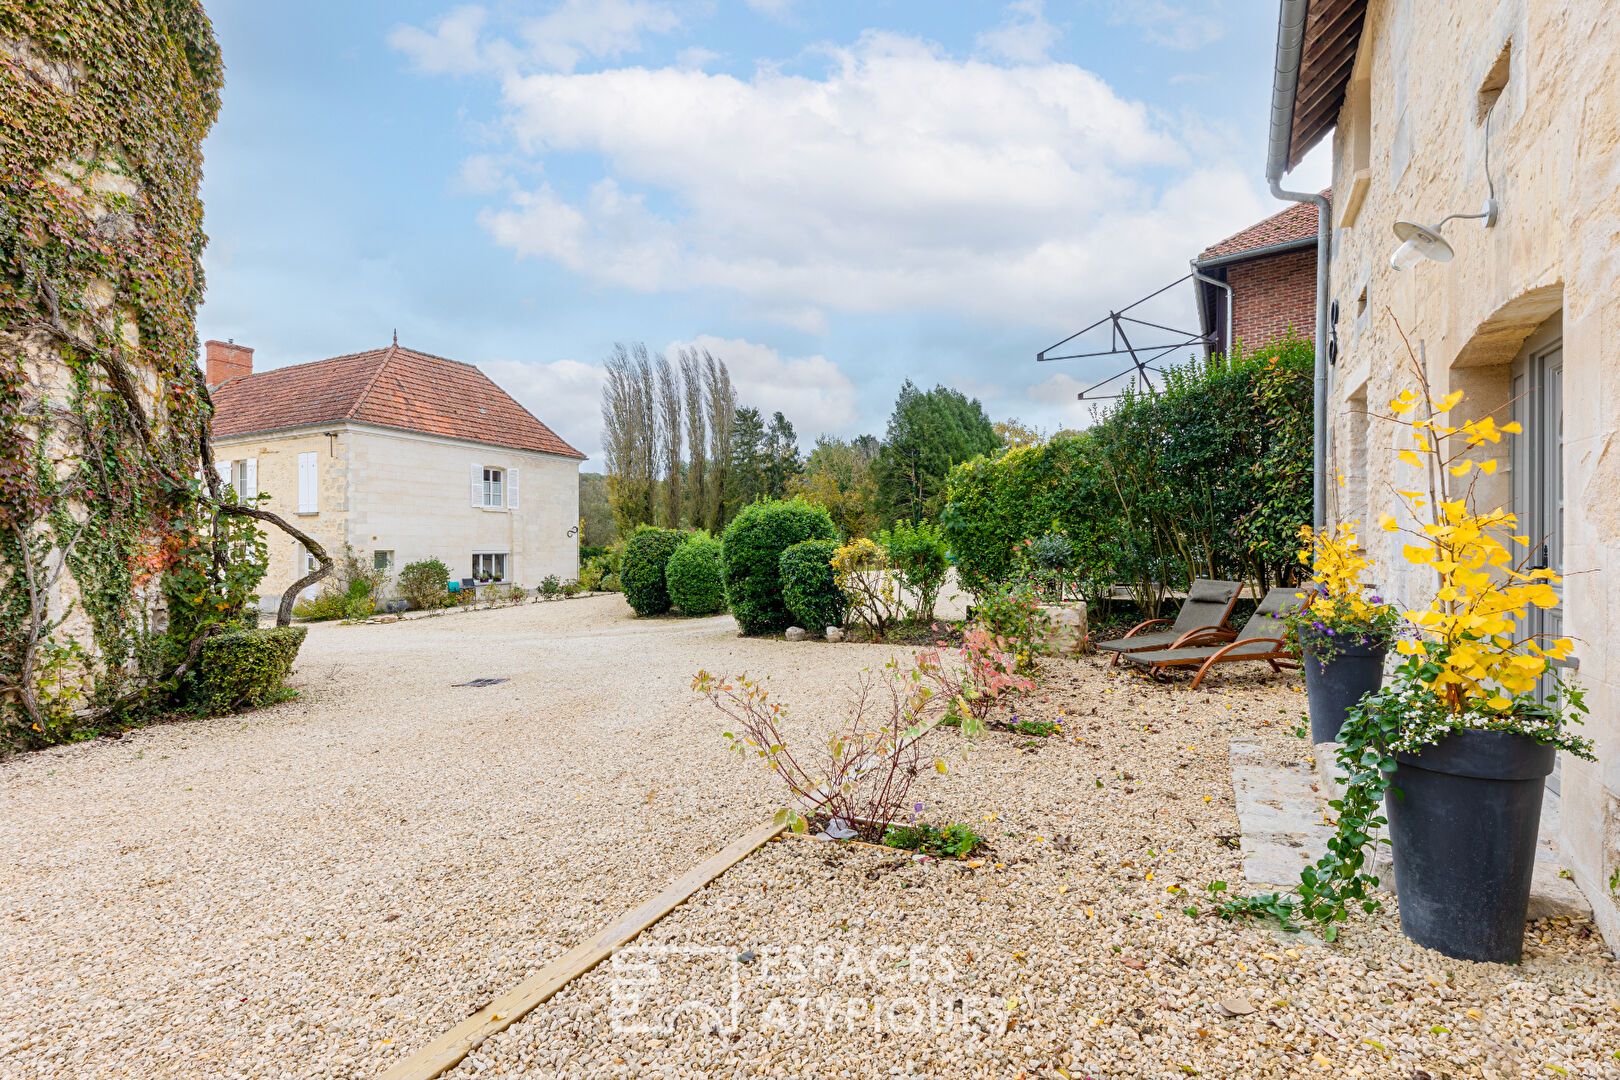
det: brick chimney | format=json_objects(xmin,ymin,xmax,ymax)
[{"xmin": 205, "ymin": 339, "xmax": 253, "ymax": 387}]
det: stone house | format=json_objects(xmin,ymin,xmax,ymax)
[
  {"xmin": 1266, "ymin": 0, "xmax": 1620, "ymax": 940},
  {"xmin": 207, "ymin": 340, "xmax": 584, "ymax": 604},
  {"xmin": 1193, "ymin": 197, "xmax": 1323, "ymax": 357}
]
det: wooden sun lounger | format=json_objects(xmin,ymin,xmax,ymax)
[
  {"xmin": 1121, "ymin": 585, "xmax": 1300, "ymax": 689},
  {"xmin": 1095, "ymin": 579, "xmax": 1244, "ymax": 667}
]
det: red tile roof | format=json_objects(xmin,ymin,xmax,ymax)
[
  {"xmin": 210, "ymin": 345, "xmax": 585, "ymax": 459},
  {"xmin": 1197, "ymin": 192, "xmax": 1330, "ymax": 262}
]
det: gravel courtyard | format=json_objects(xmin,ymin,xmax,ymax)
[{"xmin": 2, "ymin": 596, "xmax": 1617, "ymax": 1080}]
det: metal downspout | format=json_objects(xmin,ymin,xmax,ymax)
[
  {"xmin": 1265, "ymin": 0, "xmax": 1331, "ymax": 531},
  {"xmin": 1189, "ymin": 262, "xmax": 1234, "ymax": 359}
]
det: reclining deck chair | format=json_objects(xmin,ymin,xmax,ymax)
[
  {"xmin": 1121, "ymin": 585, "xmax": 1300, "ymax": 688},
  {"xmin": 1095, "ymin": 579, "xmax": 1243, "ymax": 667}
]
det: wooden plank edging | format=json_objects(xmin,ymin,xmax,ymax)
[{"xmin": 378, "ymin": 818, "xmax": 786, "ymax": 1080}]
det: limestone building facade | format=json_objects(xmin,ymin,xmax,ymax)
[
  {"xmin": 1270, "ymin": 0, "xmax": 1620, "ymax": 941},
  {"xmin": 208, "ymin": 341, "xmax": 584, "ymax": 604}
]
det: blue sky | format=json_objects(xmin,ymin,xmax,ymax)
[{"xmin": 196, "ymin": 0, "xmax": 1329, "ymax": 463}]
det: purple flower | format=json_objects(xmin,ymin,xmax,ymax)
[
  {"xmin": 914, "ymin": 802, "xmax": 924, "ymax": 812},
  {"xmin": 1369, "ymin": 595, "xmax": 1383, "ymax": 604}
]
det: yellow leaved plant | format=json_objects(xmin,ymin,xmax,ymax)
[{"xmin": 1375, "ymin": 365, "xmax": 1571, "ymax": 715}]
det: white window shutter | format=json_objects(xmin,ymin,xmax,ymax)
[
  {"xmin": 298, "ymin": 452, "xmax": 318, "ymax": 513},
  {"xmin": 471, "ymin": 462, "xmax": 484, "ymax": 507},
  {"xmin": 507, "ymin": 467, "xmax": 519, "ymax": 509},
  {"xmin": 244, "ymin": 458, "xmax": 258, "ymax": 500},
  {"xmin": 216, "ymin": 459, "xmax": 231, "ymax": 488}
]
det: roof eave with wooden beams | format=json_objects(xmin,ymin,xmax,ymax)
[{"xmin": 1286, "ymin": 0, "xmax": 1369, "ymax": 170}]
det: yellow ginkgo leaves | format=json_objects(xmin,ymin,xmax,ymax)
[{"xmin": 1383, "ymin": 382, "xmax": 1568, "ymax": 714}]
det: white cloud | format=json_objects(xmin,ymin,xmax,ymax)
[
  {"xmin": 393, "ymin": 16, "xmax": 1271, "ymax": 332},
  {"xmin": 669, "ymin": 335, "xmax": 858, "ymax": 436},
  {"xmin": 478, "ymin": 357, "xmax": 606, "ymax": 460},
  {"xmin": 976, "ymin": 0, "xmax": 1060, "ymax": 65},
  {"xmin": 389, "ymin": 5, "xmax": 489, "ymax": 75},
  {"xmin": 1104, "ymin": 1, "xmax": 1225, "ymax": 52},
  {"xmin": 390, "ymin": 0, "xmax": 681, "ymax": 77}
]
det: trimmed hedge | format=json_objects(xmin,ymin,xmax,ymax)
[
  {"xmin": 189, "ymin": 625, "xmax": 307, "ymax": 715},
  {"xmin": 779, "ymin": 539, "xmax": 844, "ymax": 632},
  {"xmin": 622, "ymin": 526, "xmax": 688, "ymax": 615},
  {"xmin": 665, "ymin": 533, "xmax": 726, "ymax": 616},
  {"xmin": 721, "ymin": 499, "xmax": 838, "ymax": 634}
]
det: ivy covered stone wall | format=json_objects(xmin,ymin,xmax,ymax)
[{"xmin": 0, "ymin": 1, "xmax": 223, "ymax": 746}]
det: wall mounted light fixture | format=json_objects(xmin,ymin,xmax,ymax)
[{"xmin": 1390, "ymin": 106, "xmax": 1501, "ymax": 270}]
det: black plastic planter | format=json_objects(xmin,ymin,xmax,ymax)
[
  {"xmin": 1385, "ymin": 729, "xmax": 1555, "ymax": 963},
  {"xmin": 1299, "ymin": 633, "xmax": 1386, "ymax": 744}
]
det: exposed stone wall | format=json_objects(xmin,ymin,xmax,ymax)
[
  {"xmin": 1, "ymin": 3, "xmax": 223, "ymax": 745},
  {"xmin": 1324, "ymin": 0, "xmax": 1620, "ymax": 941}
]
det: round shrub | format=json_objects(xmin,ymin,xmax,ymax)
[
  {"xmin": 779, "ymin": 539, "xmax": 844, "ymax": 631},
  {"xmin": 621, "ymin": 526, "xmax": 688, "ymax": 616},
  {"xmin": 398, "ymin": 557, "xmax": 450, "ymax": 610},
  {"xmin": 721, "ymin": 499, "xmax": 838, "ymax": 634},
  {"xmin": 665, "ymin": 533, "xmax": 726, "ymax": 616}
]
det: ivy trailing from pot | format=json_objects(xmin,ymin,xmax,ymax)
[{"xmin": 1208, "ymin": 323, "xmax": 1594, "ymax": 956}]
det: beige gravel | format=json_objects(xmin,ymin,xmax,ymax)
[
  {"xmin": 0, "ymin": 595, "xmax": 913, "ymax": 1080},
  {"xmin": 441, "ymin": 657, "xmax": 1620, "ymax": 1080},
  {"xmin": 5, "ymin": 604, "xmax": 1617, "ymax": 1080}
]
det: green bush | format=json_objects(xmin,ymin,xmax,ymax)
[
  {"xmin": 622, "ymin": 526, "xmax": 688, "ymax": 616},
  {"xmin": 291, "ymin": 591, "xmax": 348, "ymax": 621},
  {"xmin": 665, "ymin": 533, "xmax": 726, "ymax": 615},
  {"xmin": 779, "ymin": 539, "xmax": 844, "ymax": 631},
  {"xmin": 601, "ymin": 571, "xmax": 621, "ymax": 592},
  {"xmin": 292, "ymin": 544, "xmax": 386, "ymax": 621},
  {"xmin": 721, "ymin": 499, "xmax": 838, "ymax": 634},
  {"xmin": 878, "ymin": 520, "xmax": 949, "ymax": 621},
  {"xmin": 941, "ymin": 334, "xmax": 1313, "ymax": 614},
  {"xmin": 398, "ymin": 557, "xmax": 450, "ymax": 610},
  {"xmin": 580, "ymin": 557, "xmax": 607, "ymax": 591},
  {"xmin": 188, "ymin": 625, "xmax": 307, "ymax": 714}
]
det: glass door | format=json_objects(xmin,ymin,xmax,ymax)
[{"xmin": 1511, "ymin": 321, "xmax": 1564, "ymax": 792}]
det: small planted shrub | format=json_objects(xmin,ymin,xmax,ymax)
[
  {"xmin": 879, "ymin": 520, "xmax": 950, "ymax": 621},
  {"xmin": 831, "ymin": 537, "xmax": 903, "ymax": 641},
  {"xmin": 779, "ymin": 539, "xmax": 844, "ymax": 631},
  {"xmin": 293, "ymin": 544, "xmax": 385, "ymax": 621},
  {"xmin": 622, "ymin": 526, "xmax": 688, "ymax": 616},
  {"xmin": 665, "ymin": 533, "xmax": 727, "ymax": 616},
  {"xmin": 721, "ymin": 499, "xmax": 837, "ymax": 634},
  {"xmin": 537, "ymin": 573, "xmax": 563, "ymax": 599},
  {"xmin": 882, "ymin": 821, "xmax": 987, "ymax": 858},
  {"xmin": 695, "ymin": 651, "xmax": 983, "ymax": 835},
  {"xmin": 188, "ymin": 626, "xmax": 308, "ymax": 715},
  {"xmin": 399, "ymin": 557, "xmax": 450, "ymax": 610},
  {"xmin": 971, "ymin": 582, "xmax": 1053, "ymax": 674}
]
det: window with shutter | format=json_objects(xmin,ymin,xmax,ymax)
[
  {"xmin": 297, "ymin": 452, "xmax": 318, "ymax": 513},
  {"xmin": 244, "ymin": 458, "xmax": 258, "ymax": 500},
  {"xmin": 482, "ymin": 467, "xmax": 504, "ymax": 508}
]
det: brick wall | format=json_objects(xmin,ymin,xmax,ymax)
[{"xmin": 1226, "ymin": 245, "xmax": 1317, "ymax": 347}]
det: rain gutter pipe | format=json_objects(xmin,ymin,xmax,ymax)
[
  {"xmin": 1266, "ymin": 0, "xmax": 1331, "ymax": 532},
  {"xmin": 1189, "ymin": 262, "xmax": 1233, "ymax": 361}
]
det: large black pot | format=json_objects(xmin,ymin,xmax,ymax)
[
  {"xmin": 1385, "ymin": 729, "xmax": 1554, "ymax": 963},
  {"xmin": 1299, "ymin": 632, "xmax": 1387, "ymax": 743}
]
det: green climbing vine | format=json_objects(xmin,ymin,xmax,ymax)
[{"xmin": 0, "ymin": 2, "xmax": 301, "ymax": 749}]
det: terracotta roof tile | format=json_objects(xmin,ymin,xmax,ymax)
[
  {"xmin": 210, "ymin": 345, "xmax": 585, "ymax": 459},
  {"xmin": 1197, "ymin": 192, "xmax": 1330, "ymax": 262}
]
